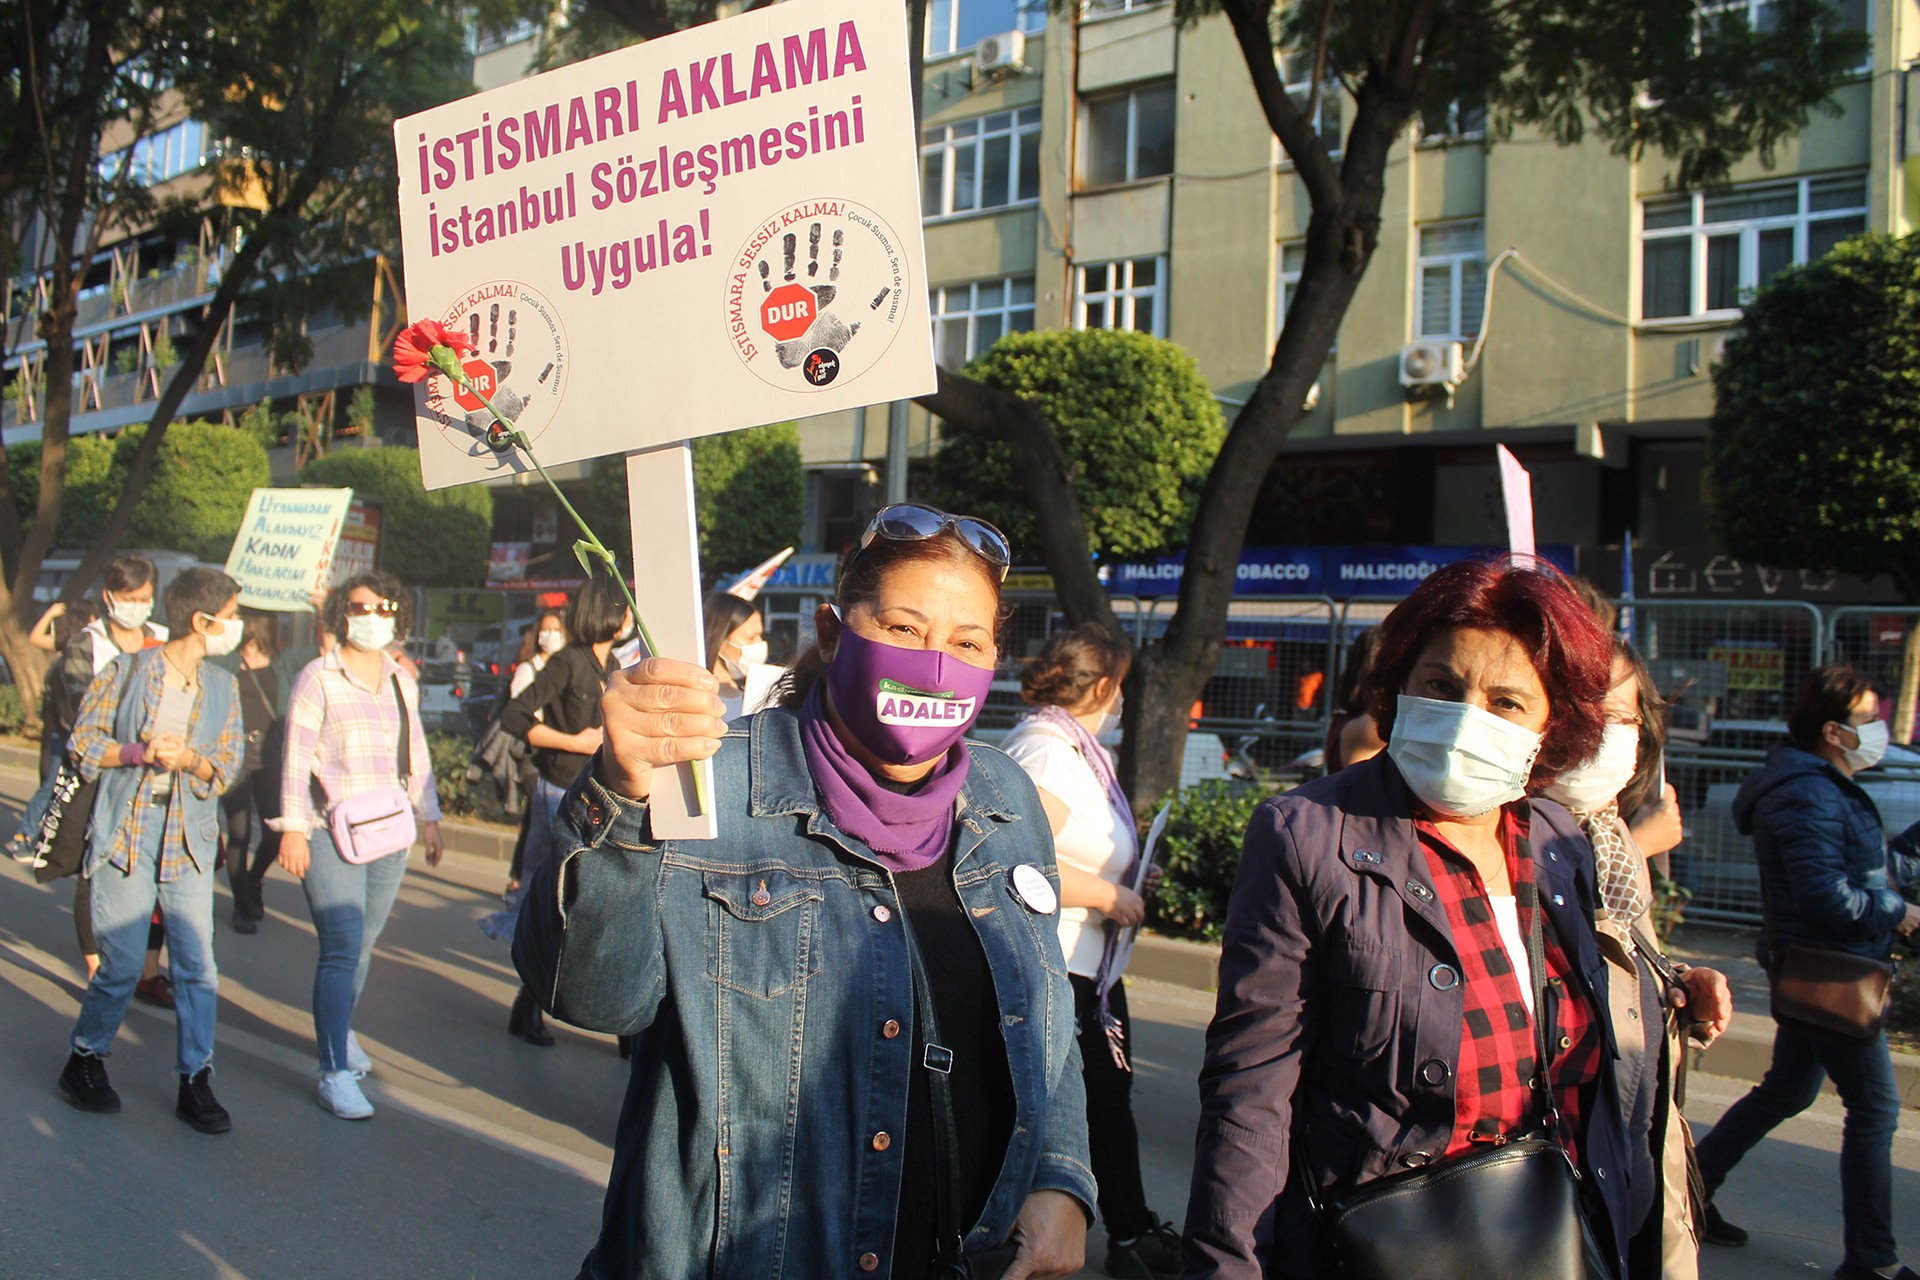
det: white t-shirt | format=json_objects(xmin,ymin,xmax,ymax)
[
  {"xmin": 1000, "ymin": 717, "xmax": 1130, "ymax": 978},
  {"xmin": 1488, "ymin": 895, "xmax": 1536, "ymax": 1016}
]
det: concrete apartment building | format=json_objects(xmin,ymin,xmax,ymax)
[
  {"xmin": 794, "ymin": 0, "xmax": 1914, "ymax": 576},
  {"xmin": 8, "ymin": 1, "xmax": 1913, "ymax": 584}
]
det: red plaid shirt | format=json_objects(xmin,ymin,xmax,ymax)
[{"xmin": 1415, "ymin": 807, "xmax": 1603, "ymax": 1159}]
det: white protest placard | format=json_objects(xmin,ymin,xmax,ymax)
[
  {"xmin": 1496, "ymin": 444, "xmax": 1536, "ymax": 557},
  {"xmin": 224, "ymin": 488, "xmax": 355, "ymax": 611},
  {"xmin": 392, "ymin": 0, "xmax": 935, "ymax": 490}
]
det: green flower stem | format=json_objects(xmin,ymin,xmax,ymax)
[{"xmin": 433, "ymin": 344, "xmax": 709, "ymax": 817}]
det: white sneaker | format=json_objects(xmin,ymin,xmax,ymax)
[
  {"xmin": 317, "ymin": 1070, "xmax": 374, "ymax": 1120},
  {"xmin": 345, "ymin": 1031, "xmax": 372, "ymax": 1077}
]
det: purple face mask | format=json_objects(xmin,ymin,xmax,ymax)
[{"xmin": 823, "ymin": 615, "xmax": 995, "ymax": 766}]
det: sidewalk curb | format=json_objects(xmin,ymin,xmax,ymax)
[{"xmin": 1122, "ymin": 930, "xmax": 1920, "ymax": 1106}]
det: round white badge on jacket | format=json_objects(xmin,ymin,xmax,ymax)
[{"xmin": 1011, "ymin": 864, "xmax": 1058, "ymax": 915}]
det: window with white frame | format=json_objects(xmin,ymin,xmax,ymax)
[
  {"xmin": 1075, "ymin": 257, "xmax": 1163, "ymax": 336},
  {"xmin": 1081, "ymin": 82, "xmax": 1175, "ymax": 187},
  {"xmin": 98, "ymin": 119, "xmax": 207, "ymax": 187},
  {"xmin": 925, "ymin": 0, "xmax": 1047, "ymax": 57},
  {"xmin": 1416, "ymin": 221, "xmax": 1487, "ymax": 340},
  {"xmin": 1419, "ymin": 98, "xmax": 1487, "ymax": 143},
  {"xmin": 1639, "ymin": 172, "xmax": 1868, "ymax": 320},
  {"xmin": 1276, "ymin": 238, "xmax": 1336, "ymax": 352},
  {"xmin": 1695, "ymin": 0, "xmax": 1869, "ymax": 70},
  {"xmin": 1281, "ymin": 51, "xmax": 1342, "ymax": 155},
  {"xmin": 931, "ymin": 277, "xmax": 1037, "ymax": 368},
  {"xmin": 1082, "ymin": 0, "xmax": 1167, "ymax": 14},
  {"xmin": 922, "ymin": 109, "xmax": 1042, "ymax": 218}
]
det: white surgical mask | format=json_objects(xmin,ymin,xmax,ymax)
[
  {"xmin": 198, "ymin": 613, "xmax": 243, "ymax": 658},
  {"xmin": 537, "ymin": 629, "xmax": 566, "ymax": 656},
  {"xmin": 1543, "ymin": 723, "xmax": 1641, "ymax": 813},
  {"xmin": 1387, "ymin": 694, "xmax": 1543, "ymax": 819},
  {"xmin": 1097, "ymin": 692, "xmax": 1124, "ymax": 741},
  {"xmin": 723, "ymin": 638, "xmax": 768, "ymax": 683},
  {"xmin": 346, "ymin": 614, "xmax": 397, "ymax": 653},
  {"xmin": 105, "ymin": 592, "xmax": 152, "ymax": 631},
  {"xmin": 1840, "ymin": 718, "xmax": 1890, "ymax": 772}
]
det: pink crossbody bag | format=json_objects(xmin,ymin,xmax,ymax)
[{"xmin": 328, "ymin": 674, "xmax": 418, "ymax": 865}]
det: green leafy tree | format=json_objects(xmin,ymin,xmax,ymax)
[
  {"xmin": 114, "ymin": 421, "xmax": 271, "ymax": 562},
  {"xmin": 0, "ymin": 0, "xmax": 516, "ymax": 716},
  {"xmin": 691, "ymin": 424, "xmax": 805, "ymax": 576},
  {"xmin": 298, "ymin": 447, "xmax": 493, "ymax": 589},
  {"xmin": 7, "ymin": 436, "xmax": 121, "ymax": 547},
  {"xmin": 1707, "ymin": 232, "xmax": 1920, "ymax": 733},
  {"xmin": 930, "ymin": 330, "xmax": 1224, "ymax": 564}
]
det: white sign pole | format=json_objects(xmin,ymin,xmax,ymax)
[{"xmin": 626, "ymin": 444, "xmax": 718, "ymax": 839}]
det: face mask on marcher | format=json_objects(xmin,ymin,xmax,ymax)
[
  {"xmin": 105, "ymin": 592, "xmax": 152, "ymax": 631},
  {"xmin": 537, "ymin": 629, "xmax": 566, "ymax": 656},
  {"xmin": 725, "ymin": 638, "xmax": 769, "ymax": 683},
  {"xmin": 1543, "ymin": 723, "xmax": 1641, "ymax": 813},
  {"xmin": 198, "ymin": 613, "xmax": 244, "ymax": 658},
  {"xmin": 1387, "ymin": 694, "xmax": 1544, "ymax": 819},
  {"xmin": 1097, "ymin": 692, "xmax": 1124, "ymax": 740},
  {"xmin": 1839, "ymin": 718, "xmax": 1889, "ymax": 772},
  {"xmin": 821, "ymin": 608, "xmax": 995, "ymax": 766},
  {"xmin": 346, "ymin": 614, "xmax": 397, "ymax": 653}
]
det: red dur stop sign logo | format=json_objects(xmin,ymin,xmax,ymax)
[
  {"xmin": 761, "ymin": 284, "xmax": 816, "ymax": 341},
  {"xmin": 453, "ymin": 359, "xmax": 497, "ymax": 412}
]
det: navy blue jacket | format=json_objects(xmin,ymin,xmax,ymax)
[
  {"xmin": 1732, "ymin": 744, "xmax": 1920, "ymax": 966},
  {"xmin": 1183, "ymin": 753, "xmax": 1633, "ymax": 1279}
]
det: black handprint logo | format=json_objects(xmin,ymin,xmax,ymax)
[
  {"xmin": 754, "ymin": 223, "xmax": 876, "ymax": 372},
  {"xmin": 463, "ymin": 306, "xmax": 528, "ymax": 442}
]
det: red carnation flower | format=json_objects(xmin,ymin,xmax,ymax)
[{"xmin": 392, "ymin": 319, "xmax": 476, "ymax": 384}]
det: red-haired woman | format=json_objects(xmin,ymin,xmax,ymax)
[{"xmin": 1185, "ymin": 557, "xmax": 1636, "ymax": 1280}]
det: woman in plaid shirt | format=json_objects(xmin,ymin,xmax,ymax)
[
  {"xmin": 273, "ymin": 572, "xmax": 443, "ymax": 1121},
  {"xmin": 1186, "ymin": 558, "xmax": 1636, "ymax": 1280}
]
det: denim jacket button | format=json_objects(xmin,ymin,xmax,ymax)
[
  {"xmin": 872, "ymin": 905, "xmax": 893, "ymax": 924},
  {"xmin": 882, "ymin": 1019, "xmax": 902, "ymax": 1039},
  {"xmin": 859, "ymin": 1253, "xmax": 880, "ymax": 1271},
  {"xmin": 871, "ymin": 1131, "xmax": 892, "ymax": 1151}
]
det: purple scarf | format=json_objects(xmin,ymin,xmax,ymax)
[{"xmin": 799, "ymin": 685, "xmax": 969, "ymax": 872}]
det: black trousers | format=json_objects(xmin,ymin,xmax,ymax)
[
  {"xmin": 1071, "ymin": 972, "xmax": 1154, "ymax": 1239},
  {"xmin": 219, "ymin": 767, "xmax": 283, "ymax": 915}
]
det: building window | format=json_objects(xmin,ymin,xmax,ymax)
[
  {"xmin": 922, "ymin": 109, "xmax": 1042, "ymax": 218},
  {"xmin": 1281, "ymin": 51, "xmax": 1342, "ymax": 155},
  {"xmin": 1639, "ymin": 172, "xmax": 1868, "ymax": 320},
  {"xmin": 1075, "ymin": 257, "xmax": 1163, "ymax": 336},
  {"xmin": 1419, "ymin": 98, "xmax": 1487, "ymax": 143},
  {"xmin": 1277, "ymin": 240, "xmax": 1305, "ymax": 334},
  {"xmin": 931, "ymin": 277, "xmax": 1036, "ymax": 368},
  {"xmin": 1696, "ymin": 0, "xmax": 1869, "ymax": 70},
  {"xmin": 1416, "ymin": 221, "xmax": 1486, "ymax": 340},
  {"xmin": 925, "ymin": 0, "xmax": 1047, "ymax": 57},
  {"xmin": 99, "ymin": 119, "xmax": 207, "ymax": 187},
  {"xmin": 1081, "ymin": 81, "xmax": 1175, "ymax": 187},
  {"xmin": 1082, "ymin": 0, "xmax": 1167, "ymax": 14}
]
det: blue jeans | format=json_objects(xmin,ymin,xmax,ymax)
[
  {"xmin": 480, "ymin": 776, "xmax": 566, "ymax": 947},
  {"xmin": 1695, "ymin": 1017, "xmax": 1902, "ymax": 1269},
  {"xmin": 70, "ymin": 818, "xmax": 218, "ymax": 1077},
  {"xmin": 299, "ymin": 828, "xmax": 409, "ymax": 1073}
]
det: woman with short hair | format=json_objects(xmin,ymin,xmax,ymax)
[
  {"xmin": 275, "ymin": 571, "xmax": 443, "ymax": 1120},
  {"xmin": 515, "ymin": 502, "xmax": 1093, "ymax": 1280},
  {"xmin": 1694, "ymin": 663, "xmax": 1920, "ymax": 1280},
  {"xmin": 1185, "ymin": 556, "xmax": 1635, "ymax": 1279}
]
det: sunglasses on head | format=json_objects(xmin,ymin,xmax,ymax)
[
  {"xmin": 857, "ymin": 503, "xmax": 1011, "ymax": 581},
  {"xmin": 344, "ymin": 599, "xmax": 400, "ymax": 617}
]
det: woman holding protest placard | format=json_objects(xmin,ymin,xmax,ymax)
[{"xmin": 515, "ymin": 502, "xmax": 1092, "ymax": 1280}]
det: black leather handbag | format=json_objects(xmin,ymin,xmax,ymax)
[
  {"xmin": 1769, "ymin": 942, "xmax": 1893, "ymax": 1040},
  {"xmin": 1305, "ymin": 897, "xmax": 1617, "ymax": 1280}
]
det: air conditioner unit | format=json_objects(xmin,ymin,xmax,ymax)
[
  {"xmin": 976, "ymin": 30, "xmax": 1027, "ymax": 77},
  {"xmin": 1398, "ymin": 340, "xmax": 1464, "ymax": 390}
]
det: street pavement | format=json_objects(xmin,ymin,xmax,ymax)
[{"xmin": 1, "ymin": 754, "xmax": 1917, "ymax": 1279}]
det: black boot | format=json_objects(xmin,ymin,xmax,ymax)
[
  {"xmin": 508, "ymin": 990, "xmax": 555, "ymax": 1047},
  {"xmin": 1702, "ymin": 1203, "xmax": 1748, "ymax": 1247},
  {"xmin": 58, "ymin": 1050, "xmax": 121, "ymax": 1114},
  {"xmin": 176, "ymin": 1066, "xmax": 231, "ymax": 1134}
]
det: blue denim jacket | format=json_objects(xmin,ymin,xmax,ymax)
[{"xmin": 513, "ymin": 706, "xmax": 1095, "ymax": 1280}]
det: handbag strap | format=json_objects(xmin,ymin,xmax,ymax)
[
  {"xmin": 1522, "ymin": 848, "xmax": 1575, "ymax": 1157},
  {"xmin": 390, "ymin": 673, "xmax": 413, "ymax": 785},
  {"xmin": 902, "ymin": 913, "xmax": 970, "ymax": 1271}
]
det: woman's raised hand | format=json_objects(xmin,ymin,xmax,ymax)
[{"xmin": 597, "ymin": 657, "xmax": 728, "ymax": 801}]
